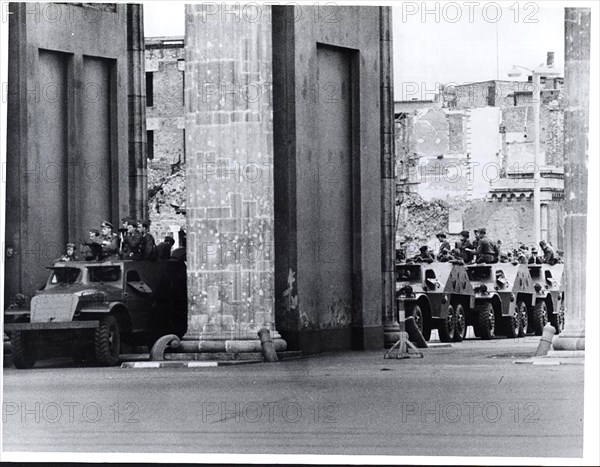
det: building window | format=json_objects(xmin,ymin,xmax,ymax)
[
  {"xmin": 147, "ymin": 130, "xmax": 154, "ymax": 160},
  {"xmin": 146, "ymin": 72, "xmax": 154, "ymax": 107}
]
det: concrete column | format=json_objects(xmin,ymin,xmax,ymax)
[
  {"xmin": 552, "ymin": 8, "xmax": 590, "ymax": 351},
  {"xmin": 380, "ymin": 7, "xmax": 400, "ymax": 347},
  {"xmin": 126, "ymin": 4, "xmax": 148, "ymax": 221},
  {"xmin": 183, "ymin": 5, "xmax": 285, "ymax": 352}
]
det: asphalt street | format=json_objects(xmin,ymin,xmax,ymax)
[{"xmin": 2, "ymin": 335, "xmax": 584, "ymax": 459}]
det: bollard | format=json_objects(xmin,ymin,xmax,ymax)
[
  {"xmin": 257, "ymin": 328, "xmax": 279, "ymax": 362},
  {"xmin": 405, "ymin": 316, "xmax": 429, "ymax": 349},
  {"xmin": 534, "ymin": 323, "xmax": 556, "ymax": 356}
]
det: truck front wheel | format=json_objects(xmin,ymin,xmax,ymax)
[
  {"xmin": 95, "ymin": 316, "xmax": 121, "ymax": 366},
  {"xmin": 12, "ymin": 331, "xmax": 36, "ymax": 369}
]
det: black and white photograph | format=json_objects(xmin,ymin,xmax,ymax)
[{"xmin": 0, "ymin": 1, "xmax": 598, "ymax": 464}]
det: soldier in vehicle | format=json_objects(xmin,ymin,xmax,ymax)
[
  {"xmin": 84, "ymin": 228, "xmax": 103, "ymax": 260},
  {"xmin": 528, "ymin": 247, "xmax": 543, "ymax": 264},
  {"xmin": 156, "ymin": 236, "xmax": 175, "ymax": 260},
  {"xmin": 121, "ymin": 220, "xmax": 142, "ymax": 260},
  {"xmin": 137, "ymin": 220, "xmax": 157, "ymax": 260},
  {"xmin": 412, "ymin": 245, "xmax": 435, "ymax": 263},
  {"xmin": 474, "ymin": 228, "xmax": 497, "ymax": 263},
  {"xmin": 456, "ymin": 230, "xmax": 475, "ymax": 263},
  {"xmin": 435, "ymin": 232, "xmax": 451, "ymax": 261},
  {"xmin": 58, "ymin": 243, "xmax": 78, "ymax": 262},
  {"xmin": 100, "ymin": 221, "xmax": 120, "ymax": 260},
  {"xmin": 539, "ymin": 240, "xmax": 558, "ymax": 265}
]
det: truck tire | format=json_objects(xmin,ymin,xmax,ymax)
[
  {"xmin": 438, "ymin": 305, "xmax": 455, "ymax": 342},
  {"xmin": 475, "ymin": 302, "xmax": 495, "ymax": 340},
  {"xmin": 12, "ymin": 331, "xmax": 36, "ymax": 369},
  {"xmin": 518, "ymin": 300, "xmax": 528, "ymax": 338},
  {"xmin": 506, "ymin": 300, "xmax": 525, "ymax": 339},
  {"xmin": 550, "ymin": 308, "xmax": 564, "ymax": 334},
  {"xmin": 95, "ymin": 316, "xmax": 121, "ymax": 366},
  {"xmin": 453, "ymin": 303, "xmax": 467, "ymax": 342},
  {"xmin": 532, "ymin": 300, "xmax": 548, "ymax": 336}
]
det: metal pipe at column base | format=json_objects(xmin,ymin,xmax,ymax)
[
  {"xmin": 258, "ymin": 328, "xmax": 279, "ymax": 362},
  {"xmin": 534, "ymin": 323, "xmax": 556, "ymax": 356}
]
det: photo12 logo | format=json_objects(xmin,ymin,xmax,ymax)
[{"xmin": 399, "ymin": 2, "xmax": 539, "ymax": 24}]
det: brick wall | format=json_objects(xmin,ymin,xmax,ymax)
[{"xmin": 145, "ymin": 39, "xmax": 186, "ymax": 239}]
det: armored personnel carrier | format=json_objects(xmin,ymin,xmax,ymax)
[
  {"xmin": 527, "ymin": 263, "xmax": 565, "ymax": 335},
  {"xmin": 396, "ymin": 262, "xmax": 474, "ymax": 342},
  {"xmin": 466, "ymin": 263, "xmax": 535, "ymax": 339}
]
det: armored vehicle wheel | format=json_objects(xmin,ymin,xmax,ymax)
[
  {"xmin": 12, "ymin": 331, "xmax": 36, "ymax": 369},
  {"xmin": 506, "ymin": 300, "xmax": 526, "ymax": 338},
  {"xmin": 438, "ymin": 305, "xmax": 455, "ymax": 342},
  {"xmin": 532, "ymin": 301, "xmax": 548, "ymax": 336},
  {"xmin": 406, "ymin": 304, "xmax": 430, "ymax": 341},
  {"xmin": 95, "ymin": 316, "xmax": 121, "ymax": 366},
  {"xmin": 475, "ymin": 302, "xmax": 495, "ymax": 340},
  {"xmin": 518, "ymin": 301, "xmax": 528, "ymax": 338},
  {"xmin": 550, "ymin": 308, "xmax": 565, "ymax": 334},
  {"xmin": 453, "ymin": 303, "xmax": 467, "ymax": 342}
]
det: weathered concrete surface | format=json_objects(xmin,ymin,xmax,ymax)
[
  {"xmin": 2, "ymin": 338, "xmax": 584, "ymax": 458},
  {"xmin": 553, "ymin": 8, "xmax": 590, "ymax": 351}
]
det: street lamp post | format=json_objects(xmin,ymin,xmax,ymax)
[{"xmin": 508, "ymin": 62, "xmax": 560, "ymax": 245}]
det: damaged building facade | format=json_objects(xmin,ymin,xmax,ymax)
[{"xmin": 396, "ymin": 67, "xmax": 565, "ymax": 253}]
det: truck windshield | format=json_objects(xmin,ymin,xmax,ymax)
[
  {"xmin": 87, "ymin": 266, "xmax": 121, "ymax": 283},
  {"xmin": 396, "ymin": 265, "xmax": 421, "ymax": 282},
  {"xmin": 467, "ymin": 266, "xmax": 491, "ymax": 281},
  {"xmin": 49, "ymin": 267, "xmax": 81, "ymax": 285}
]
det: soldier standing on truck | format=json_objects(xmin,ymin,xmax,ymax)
[
  {"xmin": 456, "ymin": 230, "xmax": 475, "ymax": 263},
  {"xmin": 121, "ymin": 220, "xmax": 142, "ymax": 260},
  {"xmin": 474, "ymin": 228, "xmax": 497, "ymax": 263},
  {"xmin": 137, "ymin": 220, "xmax": 157, "ymax": 260},
  {"xmin": 539, "ymin": 240, "xmax": 558, "ymax": 265},
  {"xmin": 100, "ymin": 221, "xmax": 120, "ymax": 260}
]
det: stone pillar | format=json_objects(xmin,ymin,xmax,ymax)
[
  {"xmin": 552, "ymin": 7, "xmax": 590, "ymax": 351},
  {"xmin": 380, "ymin": 7, "xmax": 400, "ymax": 347},
  {"xmin": 126, "ymin": 4, "xmax": 148, "ymax": 222},
  {"xmin": 183, "ymin": 5, "xmax": 285, "ymax": 352}
]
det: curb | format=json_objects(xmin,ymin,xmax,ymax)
[
  {"xmin": 121, "ymin": 360, "xmax": 262, "ymax": 368},
  {"xmin": 514, "ymin": 358, "xmax": 584, "ymax": 366}
]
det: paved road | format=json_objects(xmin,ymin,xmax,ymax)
[{"xmin": 2, "ymin": 337, "xmax": 584, "ymax": 458}]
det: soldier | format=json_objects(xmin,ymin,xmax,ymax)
[
  {"xmin": 435, "ymin": 232, "xmax": 451, "ymax": 260},
  {"xmin": 474, "ymin": 228, "xmax": 497, "ymax": 264},
  {"xmin": 413, "ymin": 245, "xmax": 435, "ymax": 263},
  {"xmin": 121, "ymin": 220, "xmax": 142, "ymax": 260},
  {"xmin": 456, "ymin": 230, "xmax": 475, "ymax": 263},
  {"xmin": 58, "ymin": 243, "xmax": 78, "ymax": 262},
  {"xmin": 99, "ymin": 221, "xmax": 120, "ymax": 260},
  {"xmin": 156, "ymin": 236, "xmax": 175, "ymax": 261},
  {"xmin": 528, "ymin": 247, "xmax": 543, "ymax": 264},
  {"xmin": 137, "ymin": 220, "xmax": 157, "ymax": 260},
  {"xmin": 85, "ymin": 229, "xmax": 103, "ymax": 261},
  {"xmin": 539, "ymin": 240, "xmax": 558, "ymax": 265}
]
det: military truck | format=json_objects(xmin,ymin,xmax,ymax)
[
  {"xmin": 527, "ymin": 263, "xmax": 565, "ymax": 335},
  {"xmin": 466, "ymin": 263, "xmax": 535, "ymax": 340},
  {"xmin": 4, "ymin": 259, "xmax": 187, "ymax": 369},
  {"xmin": 396, "ymin": 262, "xmax": 475, "ymax": 342}
]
